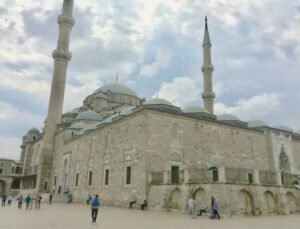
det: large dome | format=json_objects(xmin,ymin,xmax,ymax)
[
  {"xmin": 94, "ymin": 84, "xmax": 138, "ymax": 97},
  {"xmin": 217, "ymin": 114, "xmax": 240, "ymax": 121},
  {"xmin": 143, "ymin": 98, "xmax": 174, "ymax": 106},
  {"xmin": 76, "ymin": 110, "xmax": 104, "ymax": 122}
]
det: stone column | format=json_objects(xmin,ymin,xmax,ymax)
[
  {"xmin": 184, "ymin": 168, "xmax": 190, "ymax": 183},
  {"xmin": 253, "ymin": 169, "xmax": 260, "ymax": 184},
  {"xmin": 218, "ymin": 166, "xmax": 226, "ymax": 183},
  {"xmin": 276, "ymin": 171, "xmax": 283, "ymax": 186},
  {"xmin": 163, "ymin": 170, "xmax": 169, "ymax": 184}
]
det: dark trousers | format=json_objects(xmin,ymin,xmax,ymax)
[
  {"xmin": 1, "ymin": 200, "xmax": 5, "ymax": 207},
  {"xmin": 91, "ymin": 208, "xmax": 98, "ymax": 222},
  {"xmin": 129, "ymin": 200, "xmax": 136, "ymax": 208},
  {"xmin": 198, "ymin": 209, "xmax": 207, "ymax": 216},
  {"xmin": 18, "ymin": 202, "xmax": 22, "ymax": 209},
  {"xmin": 211, "ymin": 209, "xmax": 220, "ymax": 219}
]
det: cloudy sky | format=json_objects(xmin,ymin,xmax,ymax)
[{"xmin": 1, "ymin": 0, "xmax": 300, "ymax": 159}]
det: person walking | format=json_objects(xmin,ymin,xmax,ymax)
[
  {"xmin": 49, "ymin": 193, "xmax": 53, "ymax": 205},
  {"xmin": 7, "ymin": 195, "xmax": 12, "ymax": 207},
  {"xmin": 210, "ymin": 197, "xmax": 220, "ymax": 220},
  {"xmin": 25, "ymin": 195, "xmax": 32, "ymax": 210},
  {"xmin": 34, "ymin": 195, "xmax": 39, "ymax": 210},
  {"xmin": 87, "ymin": 194, "xmax": 92, "ymax": 205},
  {"xmin": 37, "ymin": 194, "xmax": 42, "ymax": 209},
  {"xmin": 17, "ymin": 195, "xmax": 23, "ymax": 209},
  {"xmin": 198, "ymin": 203, "xmax": 208, "ymax": 216},
  {"xmin": 91, "ymin": 194, "xmax": 101, "ymax": 223},
  {"xmin": 1, "ymin": 194, "xmax": 7, "ymax": 207}
]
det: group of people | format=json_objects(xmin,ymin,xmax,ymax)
[
  {"xmin": 187, "ymin": 196, "xmax": 221, "ymax": 220},
  {"xmin": 128, "ymin": 195, "xmax": 148, "ymax": 210},
  {"xmin": 1, "ymin": 194, "xmax": 42, "ymax": 210},
  {"xmin": 1, "ymin": 195, "xmax": 13, "ymax": 207}
]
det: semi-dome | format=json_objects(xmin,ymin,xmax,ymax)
[
  {"xmin": 94, "ymin": 84, "xmax": 138, "ymax": 97},
  {"xmin": 76, "ymin": 110, "xmax": 104, "ymax": 122},
  {"xmin": 217, "ymin": 114, "xmax": 240, "ymax": 121},
  {"xmin": 183, "ymin": 107, "xmax": 209, "ymax": 113},
  {"xmin": 273, "ymin": 125, "xmax": 294, "ymax": 132},
  {"xmin": 143, "ymin": 98, "xmax": 174, "ymax": 106},
  {"xmin": 248, "ymin": 120, "xmax": 268, "ymax": 128}
]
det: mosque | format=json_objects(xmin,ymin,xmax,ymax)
[{"xmin": 1, "ymin": 0, "xmax": 300, "ymax": 216}]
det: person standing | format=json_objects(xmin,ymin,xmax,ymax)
[
  {"xmin": 1, "ymin": 194, "xmax": 7, "ymax": 207},
  {"xmin": 187, "ymin": 196, "xmax": 195, "ymax": 216},
  {"xmin": 49, "ymin": 193, "xmax": 53, "ymax": 205},
  {"xmin": 25, "ymin": 195, "xmax": 31, "ymax": 210},
  {"xmin": 91, "ymin": 195, "xmax": 101, "ymax": 223},
  {"xmin": 7, "ymin": 195, "xmax": 12, "ymax": 207},
  {"xmin": 87, "ymin": 194, "xmax": 92, "ymax": 205},
  {"xmin": 211, "ymin": 197, "xmax": 220, "ymax": 220},
  {"xmin": 17, "ymin": 195, "xmax": 23, "ymax": 209}
]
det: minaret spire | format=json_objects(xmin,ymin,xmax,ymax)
[
  {"xmin": 37, "ymin": 0, "xmax": 75, "ymax": 192},
  {"xmin": 202, "ymin": 16, "xmax": 215, "ymax": 114}
]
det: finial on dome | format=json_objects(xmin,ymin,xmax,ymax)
[{"xmin": 115, "ymin": 73, "xmax": 119, "ymax": 84}]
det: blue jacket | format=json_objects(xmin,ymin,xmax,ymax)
[{"xmin": 91, "ymin": 198, "xmax": 100, "ymax": 209}]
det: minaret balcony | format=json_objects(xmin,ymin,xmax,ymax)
[
  {"xmin": 201, "ymin": 65, "xmax": 214, "ymax": 72},
  {"xmin": 202, "ymin": 92, "xmax": 215, "ymax": 99},
  {"xmin": 58, "ymin": 15, "xmax": 75, "ymax": 28},
  {"xmin": 52, "ymin": 50, "xmax": 72, "ymax": 63}
]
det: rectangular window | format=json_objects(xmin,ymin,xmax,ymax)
[
  {"xmin": 171, "ymin": 166, "xmax": 179, "ymax": 184},
  {"xmin": 75, "ymin": 173, "xmax": 79, "ymax": 187},
  {"xmin": 126, "ymin": 166, "xmax": 131, "ymax": 185},
  {"xmin": 105, "ymin": 169, "xmax": 109, "ymax": 186},
  {"xmin": 44, "ymin": 181, "xmax": 48, "ymax": 190},
  {"xmin": 88, "ymin": 171, "xmax": 93, "ymax": 186},
  {"xmin": 248, "ymin": 173, "xmax": 253, "ymax": 184},
  {"xmin": 0, "ymin": 169, "xmax": 3, "ymax": 174},
  {"xmin": 212, "ymin": 170, "xmax": 219, "ymax": 182},
  {"xmin": 54, "ymin": 176, "xmax": 57, "ymax": 186}
]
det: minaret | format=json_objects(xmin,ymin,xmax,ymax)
[
  {"xmin": 202, "ymin": 17, "xmax": 215, "ymax": 114},
  {"xmin": 37, "ymin": 0, "xmax": 75, "ymax": 192}
]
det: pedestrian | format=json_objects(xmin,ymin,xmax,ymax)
[
  {"xmin": 49, "ymin": 193, "xmax": 53, "ymax": 205},
  {"xmin": 17, "ymin": 195, "xmax": 23, "ymax": 209},
  {"xmin": 67, "ymin": 193, "xmax": 73, "ymax": 203},
  {"xmin": 198, "ymin": 202, "xmax": 208, "ymax": 216},
  {"xmin": 187, "ymin": 196, "xmax": 195, "ymax": 216},
  {"xmin": 129, "ymin": 194, "xmax": 136, "ymax": 208},
  {"xmin": 25, "ymin": 195, "xmax": 31, "ymax": 210},
  {"xmin": 7, "ymin": 195, "xmax": 12, "ymax": 206},
  {"xmin": 91, "ymin": 194, "xmax": 101, "ymax": 223},
  {"xmin": 210, "ymin": 197, "xmax": 220, "ymax": 220},
  {"xmin": 1, "ymin": 194, "xmax": 7, "ymax": 207},
  {"xmin": 34, "ymin": 195, "xmax": 39, "ymax": 210},
  {"xmin": 87, "ymin": 194, "xmax": 92, "ymax": 205},
  {"xmin": 38, "ymin": 194, "xmax": 42, "ymax": 209},
  {"xmin": 140, "ymin": 199, "xmax": 147, "ymax": 210}
]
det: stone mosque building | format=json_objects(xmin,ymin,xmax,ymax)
[{"xmin": 1, "ymin": 0, "xmax": 300, "ymax": 216}]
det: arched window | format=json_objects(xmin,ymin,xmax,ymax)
[
  {"xmin": 279, "ymin": 146, "xmax": 290, "ymax": 172},
  {"xmin": 169, "ymin": 153, "xmax": 181, "ymax": 163},
  {"xmin": 15, "ymin": 166, "xmax": 21, "ymax": 174}
]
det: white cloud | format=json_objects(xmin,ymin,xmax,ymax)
[
  {"xmin": 155, "ymin": 77, "xmax": 201, "ymax": 107},
  {"xmin": 215, "ymin": 93, "xmax": 283, "ymax": 121},
  {"xmin": 0, "ymin": 136, "xmax": 21, "ymax": 160},
  {"xmin": 139, "ymin": 48, "xmax": 173, "ymax": 78}
]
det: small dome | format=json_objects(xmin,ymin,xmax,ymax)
[
  {"xmin": 143, "ymin": 98, "xmax": 174, "ymax": 106},
  {"xmin": 94, "ymin": 83, "xmax": 138, "ymax": 97},
  {"xmin": 248, "ymin": 120, "xmax": 268, "ymax": 128},
  {"xmin": 183, "ymin": 106, "xmax": 209, "ymax": 113},
  {"xmin": 103, "ymin": 114, "xmax": 119, "ymax": 123},
  {"xmin": 69, "ymin": 122, "xmax": 90, "ymax": 130},
  {"xmin": 28, "ymin": 127, "xmax": 39, "ymax": 133},
  {"xmin": 273, "ymin": 125, "xmax": 294, "ymax": 132},
  {"xmin": 217, "ymin": 114, "xmax": 240, "ymax": 121},
  {"xmin": 76, "ymin": 110, "xmax": 104, "ymax": 122}
]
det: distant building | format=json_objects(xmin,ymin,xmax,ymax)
[{"xmin": 1, "ymin": 0, "xmax": 299, "ymax": 216}]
